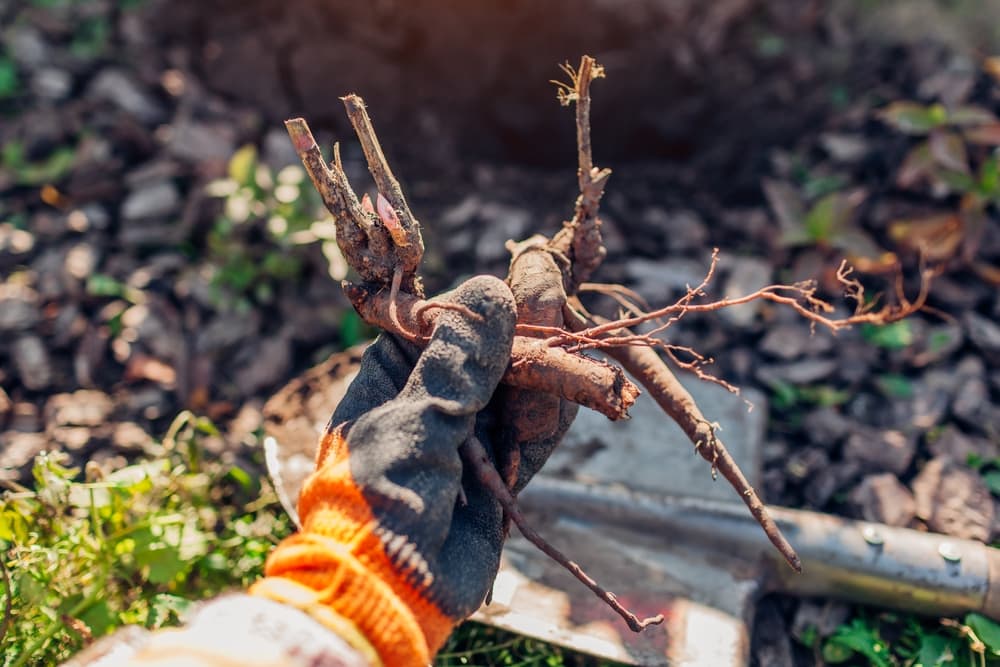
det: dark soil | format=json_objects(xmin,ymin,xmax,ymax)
[
  {"xmin": 154, "ymin": 0, "xmax": 866, "ymax": 204},
  {"xmin": 2, "ymin": 1, "xmax": 1000, "ymax": 665}
]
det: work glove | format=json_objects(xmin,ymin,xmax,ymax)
[{"xmin": 250, "ymin": 273, "xmax": 565, "ymax": 666}]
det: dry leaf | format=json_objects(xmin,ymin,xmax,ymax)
[
  {"xmin": 985, "ymin": 56, "xmax": 1000, "ymax": 85},
  {"xmin": 888, "ymin": 214, "xmax": 964, "ymax": 262},
  {"xmin": 972, "ymin": 261, "xmax": 1000, "ymax": 285},
  {"xmin": 963, "ymin": 123, "xmax": 1000, "ymax": 146},
  {"xmin": 879, "ymin": 101, "xmax": 947, "ymax": 135},
  {"xmin": 762, "ymin": 179, "xmax": 811, "ymax": 246},
  {"xmin": 929, "ymin": 130, "xmax": 969, "ymax": 174},
  {"xmin": 836, "ymin": 228, "xmax": 897, "ymax": 274},
  {"xmin": 124, "ymin": 354, "xmax": 178, "ymax": 388},
  {"xmin": 948, "ymin": 105, "xmax": 998, "ymax": 127},
  {"xmin": 896, "ymin": 143, "xmax": 935, "ymax": 189}
]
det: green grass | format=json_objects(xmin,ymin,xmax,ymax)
[
  {"xmin": 440, "ymin": 622, "xmax": 622, "ymax": 666},
  {"xmin": 0, "ymin": 413, "xmax": 292, "ymax": 666},
  {"xmin": 803, "ymin": 608, "xmax": 1000, "ymax": 666},
  {"xmin": 0, "ymin": 413, "xmax": 619, "ymax": 666}
]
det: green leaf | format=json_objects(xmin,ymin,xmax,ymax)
[
  {"xmin": 936, "ymin": 169, "xmax": 977, "ymax": 194},
  {"xmin": 78, "ymin": 598, "xmax": 116, "ymax": 637},
  {"xmin": 0, "ymin": 509, "xmax": 23, "ymax": 541},
  {"xmin": 917, "ymin": 632, "xmax": 956, "ymax": 667},
  {"xmin": 340, "ymin": 310, "xmax": 362, "ymax": 347},
  {"xmin": 15, "ymin": 570, "xmax": 48, "ymax": 605},
  {"xmin": 70, "ymin": 17, "xmax": 110, "ymax": 59},
  {"xmin": 821, "ymin": 638, "xmax": 857, "ymax": 664},
  {"xmin": 87, "ymin": 274, "xmax": 126, "ymax": 298},
  {"xmin": 198, "ymin": 552, "xmax": 229, "ymax": 572},
  {"xmin": 800, "ymin": 385, "xmax": 851, "ymax": 407},
  {"xmin": 261, "ymin": 251, "xmax": 302, "ymax": 280},
  {"xmin": 982, "ymin": 471, "xmax": 1000, "ymax": 496},
  {"xmin": 966, "ymin": 613, "xmax": 1000, "ymax": 654},
  {"xmin": 804, "ymin": 193, "xmax": 839, "ymax": 243},
  {"xmin": 217, "ymin": 255, "xmax": 258, "ymax": 292},
  {"xmin": 136, "ymin": 543, "xmax": 187, "ymax": 584},
  {"xmin": 147, "ymin": 593, "xmax": 193, "ymax": 629},
  {"xmin": 875, "ymin": 373, "xmax": 914, "ymax": 399},
  {"xmin": 804, "ymin": 191, "xmax": 863, "ymax": 245},
  {"xmin": 194, "ymin": 417, "xmax": 220, "ymax": 437},
  {"xmin": 227, "ymin": 145, "xmax": 258, "ymax": 186},
  {"xmin": 0, "ymin": 56, "xmax": 19, "ymax": 99},
  {"xmin": 756, "ymin": 34, "xmax": 785, "ymax": 57},
  {"xmin": 13, "ymin": 147, "xmax": 76, "ymax": 185},
  {"xmin": 824, "ymin": 619, "xmax": 892, "ymax": 667},
  {"xmin": 979, "ymin": 155, "xmax": 999, "ymax": 197},
  {"xmin": 880, "ymin": 102, "xmax": 948, "ymax": 135},
  {"xmin": 253, "ymin": 281, "xmax": 274, "ymax": 304},
  {"xmin": 766, "ymin": 379, "xmax": 800, "ymax": 410},
  {"xmin": 1, "ymin": 140, "xmax": 24, "ymax": 168},
  {"xmin": 796, "ymin": 623, "xmax": 818, "ymax": 647},
  {"xmin": 802, "ymin": 173, "xmax": 849, "ymax": 200},
  {"xmin": 862, "ymin": 320, "xmax": 914, "ymax": 350},
  {"xmin": 929, "ymin": 331, "xmax": 954, "ymax": 352},
  {"xmin": 2, "ymin": 413, "xmax": 295, "ymax": 667},
  {"xmin": 226, "ymin": 465, "xmax": 255, "ymax": 493}
]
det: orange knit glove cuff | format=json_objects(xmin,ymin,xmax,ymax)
[{"xmin": 251, "ymin": 432, "xmax": 455, "ymax": 667}]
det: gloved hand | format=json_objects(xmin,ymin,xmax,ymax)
[
  {"xmin": 250, "ymin": 274, "xmax": 558, "ymax": 666},
  {"xmin": 65, "ymin": 274, "xmax": 576, "ymax": 667}
]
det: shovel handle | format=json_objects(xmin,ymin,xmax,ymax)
[{"xmin": 520, "ymin": 477, "xmax": 1000, "ymax": 620}]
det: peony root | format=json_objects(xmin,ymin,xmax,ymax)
[{"xmin": 278, "ymin": 54, "xmax": 945, "ymax": 631}]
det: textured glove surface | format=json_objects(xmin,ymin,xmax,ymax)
[{"xmin": 255, "ymin": 275, "xmax": 518, "ymax": 667}]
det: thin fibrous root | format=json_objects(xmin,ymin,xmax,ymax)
[
  {"xmin": 460, "ymin": 435, "xmax": 664, "ymax": 632},
  {"xmin": 553, "ymin": 252, "xmax": 933, "ymax": 350}
]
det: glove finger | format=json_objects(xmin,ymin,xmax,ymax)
[
  {"xmin": 429, "ymin": 411, "xmax": 506, "ymax": 618},
  {"xmin": 342, "ymin": 275, "xmax": 515, "ymax": 606}
]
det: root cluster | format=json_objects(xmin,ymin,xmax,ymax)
[{"xmin": 286, "ymin": 56, "xmax": 930, "ymax": 631}]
